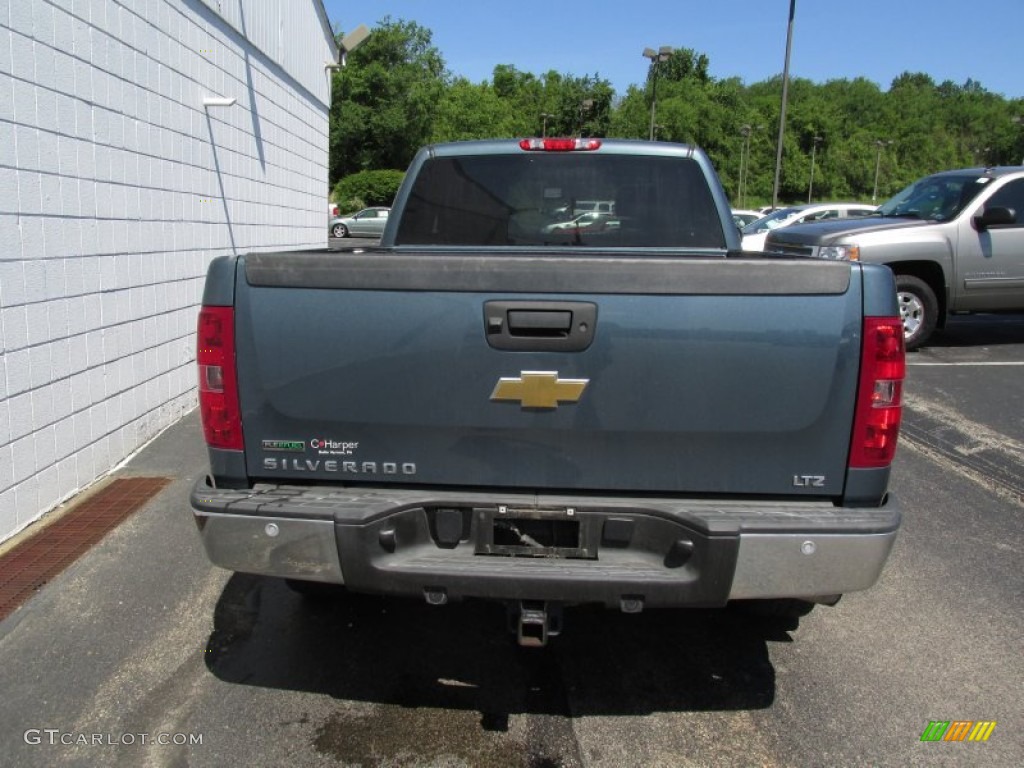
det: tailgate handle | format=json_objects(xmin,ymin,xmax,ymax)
[
  {"xmin": 484, "ymin": 301, "xmax": 597, "ymax": 352},
  {"xmin": 507, "ymin": 310, "xmax": 572, "ymax": 336}
]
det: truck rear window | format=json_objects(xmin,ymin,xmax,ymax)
[{"xmin": 393, "ymin": 153, "xmax": 727, "ymax": 248}]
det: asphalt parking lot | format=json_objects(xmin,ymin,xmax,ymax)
[{"xmin": 0, "ymin": 313, "xmax": 1021, "ymax": 767}]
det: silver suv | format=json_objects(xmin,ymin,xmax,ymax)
[{"xmin": 763, "ymin": 167, "xmax": 1024, "ymax": 349}]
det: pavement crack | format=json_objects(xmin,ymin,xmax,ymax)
[{"xmin": 901, "ymin": 393, "xmax": 1024, "ymax": 506}]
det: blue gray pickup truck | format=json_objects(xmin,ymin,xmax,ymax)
[{"xmin": 191, "ymin": 138, "xmax": 905, "ymax": 645}]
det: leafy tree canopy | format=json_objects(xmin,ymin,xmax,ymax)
[{"xmin": 329, "ymin": 19, "xmax": 1024, "ymax": 207}]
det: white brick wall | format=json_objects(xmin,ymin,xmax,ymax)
[{"xmin": 0, "ymin": 0, "xmax": 335, "ymax": 541}]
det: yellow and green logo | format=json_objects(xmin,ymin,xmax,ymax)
[{"xmin": 920, "ymin": 721, "xmax": 996, "ymax": 742}]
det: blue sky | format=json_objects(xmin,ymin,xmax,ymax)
[{"xmin": 322, "ymin": 0, "xmax": 1024, "ymax": 101}]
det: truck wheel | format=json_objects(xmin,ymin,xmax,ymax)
[{"xmin": 895, "ymin": 274, "xmax": 937, "ymax": 351}]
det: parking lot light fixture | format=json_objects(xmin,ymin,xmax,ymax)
[
  {"xmin": 540, "ymin": 112, "xmax": 554, "ymax": 137},
  {"xmin": 642, "ymin": 46, "xmax": 673, "ymax": 141},
  {"xmin": 872, "ymin": 139, "xmax": 893, "ymax": 204},
  {"xmin": 738, "ymin": 124, "xmax": 761, "ymax": 208},
  {"xmin": 337, "ymin": 24, "xmax": 371, "ymax": 67},
  {"xmin": 808, "ymin": 135, "xmax": 822, "ymax": 203},
  {"xmin": 738, "ymin": 125, "xmax": 752, "ymax": 207},
  {"xmin": 771, "ymin": 0, "xmax": 796, "ymax": 211},
  {"xmin": 1013, "ymin": 116, "xmax": 1023, "ymax": 164},
  {"xmin": 577, "ymin": 100, "xmax": 594, "ymax": 137}
]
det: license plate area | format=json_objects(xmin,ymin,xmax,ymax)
[{"xmin": 475, "ymin": 507, "xmax": 597, "ymax": 559}]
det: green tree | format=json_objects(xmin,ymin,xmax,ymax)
[
  {"xmin": 329, "ymin": 18, "xmax": 446, "ymax": 185},
  {"xmin": 325, "ymin": 19, "xmax": 1024, "ymax": 203},
  {"xmin": 609, "ymin": 84, "xmax": 653, "ymax": 139},
  {"xmin": 430, "ymin": 78, "xmax": 520, "ymax": 142},
  {"xmin": 553, "ymin": 74, "xmax": 614, "ymax": 137},
  {"xmin": 655, "ymin": 47, "xmax": 710, "ymax": 85},
  {"xmin": 332, "ymin": 169, "xmax": 405, "ymax": 210}
]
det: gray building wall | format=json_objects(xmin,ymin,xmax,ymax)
[{"xmin": 0, "ymin": 0, "xmax": 337, "ymax": 542}]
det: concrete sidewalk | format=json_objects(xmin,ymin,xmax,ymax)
[{"xmin": 0, "ymin": 410, "xmax": 228, "ymax": 765}]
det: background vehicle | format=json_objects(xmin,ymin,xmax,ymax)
[
  {"xmin": 542, "ymin": 211, "xmax": 619, "ymax": 235},
  {"xmin": 194, "ymin": 138, "xmax": 904, "ymax": 645},
  {"xmin": 329, "ymin": 207, "xmax": 390, "ymax": 238},
  {"xmin": 763, "ymin": 166, "xmax": 1024, "ymax": 349},
  {"xmin": 731, "ymin": 209, "xmax": 762, "ymax": 228},
  {"xmin": 572, "ymin": 200, "xmax": 616, "ymax": 216},
  {"xmin": 741, "ymin": 203, "xmax": 877, "ymax": 251}
]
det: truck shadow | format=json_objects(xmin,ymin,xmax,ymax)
[
  {"xmin": 926, "ymin": 313, "xmax": 1024, "ymax": 348},
  {"xmin": 205, "ymin": 574, "xmax": 789, "ymax": 722}
]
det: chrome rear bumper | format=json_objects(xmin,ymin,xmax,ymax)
[{"xmin": 191, "ymin": 477, "xmax": 899, "ymax": 605}]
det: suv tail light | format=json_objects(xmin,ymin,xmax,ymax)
[
  {"xmin": 849, "ymin": 317, "xmax": 905, "ymax": 468},
  {"xmin": 197, "ymin": 306, "xmax": 243, "ymax": 450}
]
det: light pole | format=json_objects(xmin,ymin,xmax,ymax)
[
  {"xmin": 771, "ymin": 0, "xmax": 796, "ymax": 210},
  {"xmin": 1013, "ymin": 116, "xmax": 1023, "ymax": 164},
  {"xmin": 739, "ymin": 124, "xmax": 761, "ymax": 209},
  {"xmin": 642, "ymin": 46, "xmax": 673, "ymax": 141},
  {"xmin": 578, "ymin": 99, "xmax": 593, "ymax": 137},
  {"xmin": 807, "ymin": 135, "xmax": 822, "ymax": 203},
  {"xmin": 872, "ymin": 139, "xmax": 893, "ymax": 204},
  {"xmin": 738, "ymin": 125, "xmax": 752, "ymax": 207},
  {"xmin": 540, "ymin": 112, "xmax": 553, "ymax": 137}
]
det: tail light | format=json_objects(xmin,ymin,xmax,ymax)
[
  {"xmin": 519, "ymin": 138, "xmax": 602, "ymax": 152},
  {"xmin": 197, "ymin": 306, "xmax": 243, "ymax": 450},
  {"xmin": 849, "ymin": 317, "xmax": 905, "ymax": 468}
]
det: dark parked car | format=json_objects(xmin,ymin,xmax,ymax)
[{"xmin": 329, "ymin": 207, "xmax": 390, "ymax": 238}]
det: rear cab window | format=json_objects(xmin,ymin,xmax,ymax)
[{"xmin": 393, "ymin": 152, "xmax": 727, "ymax": 249}]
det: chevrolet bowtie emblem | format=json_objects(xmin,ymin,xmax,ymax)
[{"xmin": 490, "ymin": 371, "xmax": 589, "ymax": 409}]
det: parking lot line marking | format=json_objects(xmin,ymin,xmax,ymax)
[{"xmin": 908, "ymin": 361, "xmax": 1024, "ymax": 366}]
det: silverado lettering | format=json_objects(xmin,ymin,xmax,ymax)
[{"xmin": 262, "ymin": 458, "xmax": 416, "ymax": 474}]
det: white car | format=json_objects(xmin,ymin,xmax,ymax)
[
  {"xmin": 731, "ymin": 209, "xmax": 762, "ymax": 228},
  {"xmin": 741, "ymin": 202, "xmax": 877, "ymax": 251},
  {"xmin": 542, "ymin": 211, "xmax": 619, "ymax": 234}
]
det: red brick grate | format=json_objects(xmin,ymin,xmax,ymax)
[{"xmin": 0, "ymin": 476, "xmax": 171, "ymax": 622}]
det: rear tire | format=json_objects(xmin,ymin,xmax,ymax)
[{"xmin": 895, "ymin": 274, "xmax": 938, "ymax": 351}]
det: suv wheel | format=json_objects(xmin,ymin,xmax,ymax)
[{"xmin": 895, "ymin": 274, "xmax": 937, "ymax": 351}]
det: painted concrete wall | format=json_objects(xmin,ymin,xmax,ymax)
[{"xmin": 0, "ymin": 0, "xmax": 336, "ymax": 542}]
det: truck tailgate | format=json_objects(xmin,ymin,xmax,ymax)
[{"xmin": 235, "ymin": 251, "xmax": 862, "ymax": 497}]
